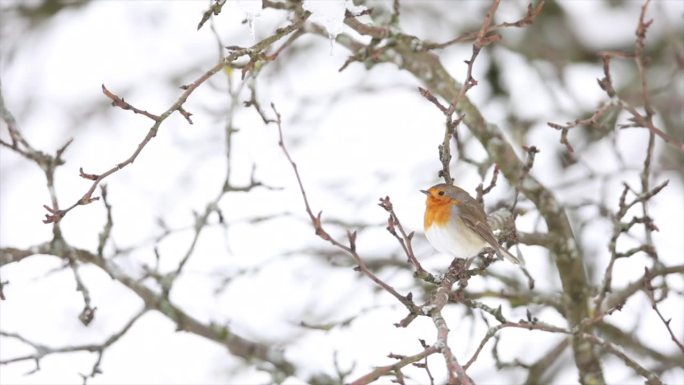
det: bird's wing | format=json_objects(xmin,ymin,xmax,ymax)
[
  {"xmin": 456, "ymin": 202, "xmax": 524, "ymax": 265},
  {"xmin": 456, "ymin": 202, "xmax": 500, "ymax": 247}
]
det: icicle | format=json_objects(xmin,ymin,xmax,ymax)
[
  {"xmin": 237, "ymin": 0, "xmax": 261, "ymax": 42},
  {"xmin": 246, "ymin": 12, "xmax": 256, "ymax": 41},
  {"xmin": 328, "ymin": 32, "xmax": 336, "ymax": 56},
  {"xmin": 303, "ymin": 0, "xmax": 346, "ymax": 55}
]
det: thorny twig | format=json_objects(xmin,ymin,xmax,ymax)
[
  {"xmin": 273, "ymin": 103, "xmax": 484, "ymax": 384},
  {"xmin": 547, "ymin": 102, "xmax": 618, "ymax": 153},
  {"xmin": 423, "ymin": 1, "xmax": 546, "ymax": 50},
  {"xmin": 101, "ymin": 85, "xmax": 160, "ymax": 121},
  {"xmin": 566, "ymin": 1, "xmax": 684, "ymax": 153},
  {"xmin": 0, "ymin": 308, "xmax": 146, "ymax": 383},
  {"xmin": 378, "ymin": 196, "xmax": 434, "ymax": 282},
  {"xmin": 39, "ymin": 12, "xmax": 310, "ymax": 224},
  {"xmin": 591, "ymin": 6, "xmax": 678, "ymax": 352},
  {"xmin": 197, "ymin": 0, "xmax": 227, "ymax": 31},
  {"xmin": 273, "ymin": 103, "xmax": 421, "ymax": 316},
  {"xmin": 580, "ymin": 332, "xmax": 662, "ymax": 385},
  {"xmin": 418, "ymin": 1, "xmax": 504, "ymax": 185},
  {"xmin": 643, "ymin": 267, "xmax": 684, "ymax": 354},
  {"xmin": 475, "ymin": 165, "xmax": 499, "ymax": 205}
]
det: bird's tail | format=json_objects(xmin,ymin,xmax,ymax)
[{"xmin": 496, "ymin": 246, "xmax": 525, "ymax": 265}]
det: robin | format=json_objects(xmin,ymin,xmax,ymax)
[{"xmin": 422, "ymin": 183, "xmax": 523, "ymax": 265}]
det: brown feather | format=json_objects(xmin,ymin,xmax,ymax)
[{"xmin": 443, "ymin": 184, "xmax": 524, "ymax": 265}]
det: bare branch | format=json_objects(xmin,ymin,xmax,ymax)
[
  {"xmin": 423, "ymin": 1, "xmax": 545, "ymax": 50},
  {"xmin": 101, "ymin": 84, "xmax": 160, "ymax": 121},
  {"xmin": 40, "ymin": 12, "xmax": 311, "ymax": 224}
]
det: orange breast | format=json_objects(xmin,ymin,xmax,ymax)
[{"xmin": 424, "ymin": 199, "xmax": 454, "ymax": 229}]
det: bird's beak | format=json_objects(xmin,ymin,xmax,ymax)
[{"xmin": 420, "ymin": 190, "xmax": 429, "ymax": 195}]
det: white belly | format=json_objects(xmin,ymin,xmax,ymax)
[{"xmin": 425, "ymin": 217, "xmax": 487, "ymax": 259}]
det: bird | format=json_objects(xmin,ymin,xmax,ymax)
[{"xmin": 422, "ymin": 183, "xmax": 523, "ymax": 265}]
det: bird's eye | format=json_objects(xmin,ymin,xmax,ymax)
[{"xmin": 438, "ymin": 191, "xmax": 445, "ymax": 196}]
